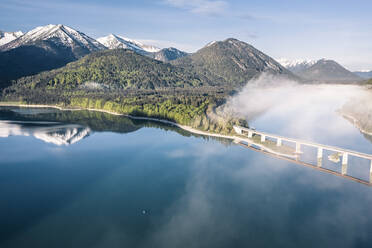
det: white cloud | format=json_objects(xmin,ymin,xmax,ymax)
[{"xmin": 163, "ymin": 0, "xmax": 228, "ymax": 15}]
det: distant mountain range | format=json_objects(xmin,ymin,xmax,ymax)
[
  {"xmin": 9, "ymin": 37, "xmax": 296, "ymax": 93},
  {"xmin": 0, "ymin": 23, "xmax": 368, "ymax": 91},
  {"xmin": 278, "ymin": 58, "xmax": 362, "ymax": 83}
]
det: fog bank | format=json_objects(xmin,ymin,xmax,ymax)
[{"xmin": 221, "ymin": 73, "xmax": 370, "ymax": 145}]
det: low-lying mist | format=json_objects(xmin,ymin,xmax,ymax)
[{"xmin": 220, "ymin": 73, "xmax": 371, "ymax": 147}]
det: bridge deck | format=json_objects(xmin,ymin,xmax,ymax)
[{"xmin": 235, "ymin": 126, "xmax": 372, "ymax": 160}]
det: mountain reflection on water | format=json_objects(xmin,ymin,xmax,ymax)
[
  {"xmin": 0, "ymin": 106, "xmax": 231, "ymax": 146},
  {"xmin": 0, "ymin": 121, "xmax": 91, "ymax": 146}
]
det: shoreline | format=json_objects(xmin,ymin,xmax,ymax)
[
  {"xmin": 340, "ymin": 112, "xmax": 372, "ymax": 136},
  {"xmin": 0, "ymin": 102, "xmax": 296, "ymax": 158},
  {"xmin": 0, "ymin": 102, "xmax": 237, "ymax": 139}
]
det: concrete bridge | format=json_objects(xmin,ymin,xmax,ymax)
[{"xmin": 233, "ymin": 126, "xmax": 372, "ymax": 185}]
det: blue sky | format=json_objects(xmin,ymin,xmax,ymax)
[{"xmin": 1, "ymin": 0, "xmax": 371, "ymax": 70}]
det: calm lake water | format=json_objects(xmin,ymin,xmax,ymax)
[{"xmin": 1, "ymin": 106, "xmax": 372, "ymax": 248}]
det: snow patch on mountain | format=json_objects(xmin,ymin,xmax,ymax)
[
  {"xmin": 97, "ymin": 34, "xmax": 160, "ymax": 53},
  {"xmin": 278, "ymin": 58, "xmax": 358, "ymax": 74},
  {"xmin": 277, "ymin": 58, "xmax": 318, "ymax": 73},
  {"xmin": 205, "ymin": 41, "xmax": 217, "ymax": 47},
  {"xmin": 122, "ymin": 36, "xmax": 160, "ymax": 53},
  {"xmin": 0, "ymin": 30, "xmax": 24, "ymax": 46}
]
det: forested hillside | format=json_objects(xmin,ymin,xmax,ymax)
[{"xmin": 11, "ymin": 49, "xmax": 209, "ymax": 91}]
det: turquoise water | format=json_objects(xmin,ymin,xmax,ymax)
[{"xmin": 1, "ymin": 106, "xmax": 372, "ymax": 248}]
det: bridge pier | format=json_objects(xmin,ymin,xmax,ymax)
[
  {"xmin": 342, "ymin": 153, "xmax": 348, "ymax": 165},
  {"xmin": 276, "ymin": 138, "xmax": 282, "ymax": 146},
  {"xmin": 248, "ymin": 131, "xmax": 253, "ymax": 138},
  {"xmin": 317, "ymin": 158, "xmax": 322, "ymax": 167},
  {"xmin": 342, "ymin": 163, "xmax": 348, "ymax": 175},
  {"xmin": 295, "ymin": 142, "xmax": 301, "ymax": 154},
  {"xmin": 342, "ymin": 153, "xmax": 348, "ymax": 175},
  {"xmin": 261, "ymin": 135, "xmax": 266, "ymax": 142},
  {"xmin": 317, "ymin": 148, "xmax": 323, "ymax": 167},
  {"xmin": 317, "ymin": 148, "xmax": 323, "ymax": 159},
  {"xmin": 370, "ymin": 160, "xmax": 372, "ymax": 183}
]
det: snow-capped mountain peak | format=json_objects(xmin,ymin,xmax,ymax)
[
  {"xmin": 97, "ymin": 34, "xmax": 144, "ymax": 51},
  {"xmin": 0, "ymin": 30, "xmax": 24, "ymax": 46},
  {"xmin": 1, "ymin": 24, "xmax": 106, "ymax": 52},
  {"xmin": 277, "ymin": 58, "xmax": 319, "ymax": 74},
  {"xmin": 97, "ymin": 34, "xmax": 161, "ymax": 53},
  {"xmin": 120, "ymin": 36, "xmax": 161, "ymax": 53}
]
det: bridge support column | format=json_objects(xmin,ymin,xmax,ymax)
[
  {"xmin": 295, "ymin": 143, "xmax": 301, "ymax": 154},
  {"xmin": 342, "ymin": 153, "xmax": 348, "ymax": 175},
  {"xmin": 370, "ymin": 160, "xmax": 372, "ymax": 183},
  {"xmin": 317, "ymin": 148, "xmax": 323, "ymax": 167},
  {"xmin": 317, "ymin": 158, "xmax": 322, "ymax": 167},
  {"xmin": 248, "ymin": 131, "xmax": 253, "ymax": 138},
  {"xmin": 261, "ymin": 135, "xmax": 266, "ymax": 142},
  {"xmin": 317, "ymin": 148, "xmax": 323, "ymax": 159},
  {"xmin": 276, "ymin": 138, "xmax": 282, "ymax": 146}
]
